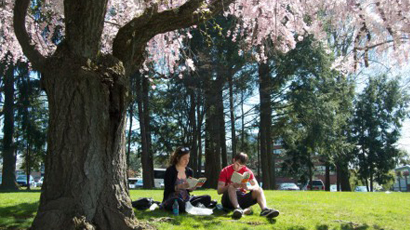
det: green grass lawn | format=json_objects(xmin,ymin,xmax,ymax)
[{"xmin": 1, "ymin": 189, "xmax": 409, "ymax": 230}]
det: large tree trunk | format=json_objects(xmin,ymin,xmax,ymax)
[
  {"xmin": 217, "ymin": 79, "xmax": 227, "ymax": 168},
  {"xmin": 137, "ymin": 75, "xmax": 154, "ymax": 189},
  {"xmin": 25, "ymin": 143, "xmax": 32, "ymax": 190},
  {"xmin": 369, "ymin": 173, "xmax": 374, "ymax": 192},
  {"xmin": 0, "ymin": 63, "xmax": 19, "ymax": 191},
  {"xmin": 241, "ymin": 91, "xmax": 245, "ymax": 149},
  {"xmin": 142, "ymin": 76, "xmax": 154, "ymax": 188},
  {"xmin": 259, "ymin": 62, "xmax": 275, "ymax": 189},
  {"xmin": 31, "ymin": 56, "xmax": 138, "ymax": 230},
  {"xmin": 325, "ymin": 160, "xmax": 330, "ymax": 191},
  {"xmin": 339, "ymin": 162, "xmax": 351, "ymax": 191},
  {"xmin": 196, "ymin": 92, "xmax": 204, "ymax": 176},
  {"xmin": 228, "ymin": 73, "xmax": 236, "ymax": 158},
  {"xmin": 204, "ymin": 76, "xmax": 222, "ymax": 188},
  {"xmin": 188, "ymin": 87, "xmax": 199, "ymax": 176},
  {"xmin": 336, "ymin": 163, "xmax": 341, "ymax": 191},
  {"xmin": 308, "ymin": 152, "xmax": 313, "ymax": 191}
]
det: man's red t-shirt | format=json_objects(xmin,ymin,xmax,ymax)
[{"xmin": 218, "ymin": 164, "xmax": 255, "ymax": 193}]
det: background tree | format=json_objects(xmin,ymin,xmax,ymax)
[
  {"xmin": 14, "ymin": 62, "xmax": 47, "ymax": 190},
  {"xmin": 135, "ymin": 72, "xmax": 154, "ymax": 188},
  {"xmin": 0, "ymin": 56, "xmax": 18, "ymax": 191},
  {"xmin": 352, "ymin": 74, "xmax": 409, "ymax": 191},
  {"xmin": 277, "ymin": 36, "xmax": 354, "ymax": 190}
]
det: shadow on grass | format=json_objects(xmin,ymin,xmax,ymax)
[
  {"xmin": 134, "ymin": 208, "xmax": 280, "ymax": 229},
  {"xmin": 0, "ymin": 201, "xmax": 38, "ymax": 229},
  {"xmin": 316, "ymin": 223, "xmax": 370, "ymax": 230},
  {"xmin": 0, "ymin": 189, "xmax": 42, "ymax": 193}
]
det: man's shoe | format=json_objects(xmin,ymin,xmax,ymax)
[
  {"xmin": 260, "ymin": 208, "xmax": 280, "ymax": 219},
  {"xmin": 232, "ymin": 208, "xmax": 244, "ymax": 219}
]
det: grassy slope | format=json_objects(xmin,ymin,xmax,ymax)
[{"xmin": 1, "ymin": 189, "xmax": 409, "ymax": 230}]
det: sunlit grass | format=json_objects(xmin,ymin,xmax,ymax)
[
  {"xmin": 130, "ymin": 189, "xmax": 410, "ymax": 230},
  {"xmin": 1, "ymin": 189, "xmax": 409, "ymax": 229}
]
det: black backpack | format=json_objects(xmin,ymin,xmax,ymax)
[{"xmin": 131, "ymin": 198, "xmax": 160, "ymax": 210}]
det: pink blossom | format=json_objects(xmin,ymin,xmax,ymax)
[{"xmin": 2, "ymin": 0, "xmax": 410, "ymax": 75}]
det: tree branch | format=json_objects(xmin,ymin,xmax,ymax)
[
  {"xmin": 113, "ymin": 0, "xmax": 235, "ymax": 73},
  {"xmin": 13, "ymin": 0, "xmax": 47, "ymax": 72}
]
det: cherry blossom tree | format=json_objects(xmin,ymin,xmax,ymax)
[{"xmin": 1, "ymin": 0, "xmax": 409, "ymax": 229}]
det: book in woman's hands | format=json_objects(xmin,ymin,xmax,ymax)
[
  {"xmin": 186, "ymin": 177, "xmax": 207, "ymax": 189},
  {"xmin": 231, "ymin": 171, "xmax": 251, "ymax": 184}
]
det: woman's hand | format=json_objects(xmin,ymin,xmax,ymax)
[
  {"xmin": 188, "ymin": 185, "xmax": 197, "ymax": 192},
  {"xmin": 176, "ymin": 182, "xmax": 190, "ymax": 190}
]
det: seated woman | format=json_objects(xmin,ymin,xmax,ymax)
[{"xmin": 162, "ymin": 146, "xmax": 215, "ymax": 212}]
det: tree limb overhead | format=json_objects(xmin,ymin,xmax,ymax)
[
  {"xmin": 13, "ymin": 0, "xmax": 47, "ymax": 72},
  {"xmin": 113, "ymin": 0, "xmax": 235, "ymax": 73}
]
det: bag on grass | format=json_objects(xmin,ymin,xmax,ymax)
[
  {"xmin": 185, "ymin": 201, "xmax": 213, "ymax": 215},
  {"xmin": 132, "ymin": 197, "xmax": 157, "ymax": 210}
]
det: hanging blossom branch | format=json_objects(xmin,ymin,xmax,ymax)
[{"xmin": 3, "ymin": 0, "xmax": 410, "ymax": 76}]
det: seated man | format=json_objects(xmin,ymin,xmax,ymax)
[{"xmin": 217, "ymin": 152, "xmax": 280, "ymax": 219}]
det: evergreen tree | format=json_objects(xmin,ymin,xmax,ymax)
[
  {"xmin": 14, "ymin": 62, "xmax": 48, "ymax": 190},
  {"xmin": 352, "ymin": 75, "xmax": 409, "ymax": 191},
  {"xmin": 0, "ymin": 55, "xmax": 18, "ymax": 190}
]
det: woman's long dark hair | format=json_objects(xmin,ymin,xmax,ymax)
[{"xmin": 169, "ymin": 146, "xmax": 190, "ymax": 166}]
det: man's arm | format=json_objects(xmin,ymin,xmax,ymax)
[
  {"xmin": 218, "ymin": 181, "xmax": 235, "ymax": 194},
  {"xmin": 218, "ymin": 181, "xmax": 243, "ymax": 194}
]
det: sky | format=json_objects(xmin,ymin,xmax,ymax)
[{"xmin": 397, "ymin": 119, "xmax": 410, "ymax": 153}]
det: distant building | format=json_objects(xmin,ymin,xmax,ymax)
[
  {"xmin": 393, "ymin": 165, "xmax": 410, "ymax": 192},
  {"xmin": 272, "ymin": 139, "xmax": 337, "ymax": 188}
]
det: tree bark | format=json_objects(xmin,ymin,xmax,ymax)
[
  {"xmin": 339, "ymin": 163, "xmax": 351, "ymax": 191},
  {"xmin": 217, "ymin": 79, "xmax": 227, "ymax": 168},
  {"xmin": 31, "ymin": 55, "xmax": 138, "ymax": 230},
  {"xmin": 336, "ymin": 163, "xmax": 341, "ymax": 191},
  {"xmin": 228, "ymin": 73, "xmax": 236, "ymax": 158},
  {"xmin": 188, "ymin": 88, "xmax": 198, "ymax": 176},
  {"xmin": 0, "ymin": 63, "xmax": 19, "ymax": 191},
  {"xmin": 26, "ymin": 143, "xmax": 32, "ymax": 190},
  {"xmin": 137, "ymin": 75, "xmax": 154, "ymax": 189},
  {"xmin": 370, "ymin": 173, "xmax": 374, "ymax": 192},
  {"xmin": 308, "ymin": 152, "xmax": 313, "ymax": 191},
  {"xmin": 196, "ymin": 92, "xmax": 204, "ymax": 176},
  {"xmin": 241, "ymin": 91, "xmax": 245, "ymax": 149},
  {"xmin": 325, "ymin": 161, "xmax": 330, "ymax": 191},
  {"xmin": 204, "ymin": 75, "xmax": 223, "ymax": 188},
  {"xmin": 259, "ymin": 62, "xmax": 275, "ymax": 189}
]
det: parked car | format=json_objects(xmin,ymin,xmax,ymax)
[
  {"xmin": 36, "ymin": 177, "xmax": 44, "ymax": 187},
  {"xmin": 135, "ymin": 179, "xmax": 143, "ymax": 188},
  {"xmin": 128, "ymin": 178, "xmax": 139, "ymax": 189},
  {"xmin": 354, "ymin": 186, "xmax": 368, "ymax": 192},
  {"xmin": 16, "ymin": 175, "xmax": 36, "ymax": 187},
  {"xmin": 279, "ymin": 183, "xmax": 300, "ymax": 191},
  {"xmin": 303, "ymin": 180, "xmax": 325, "ymax": 190}
]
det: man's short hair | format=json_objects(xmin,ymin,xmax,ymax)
[{"xmin": 233, "ymin": 152, "xmax": 248, "ymax": 165}]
